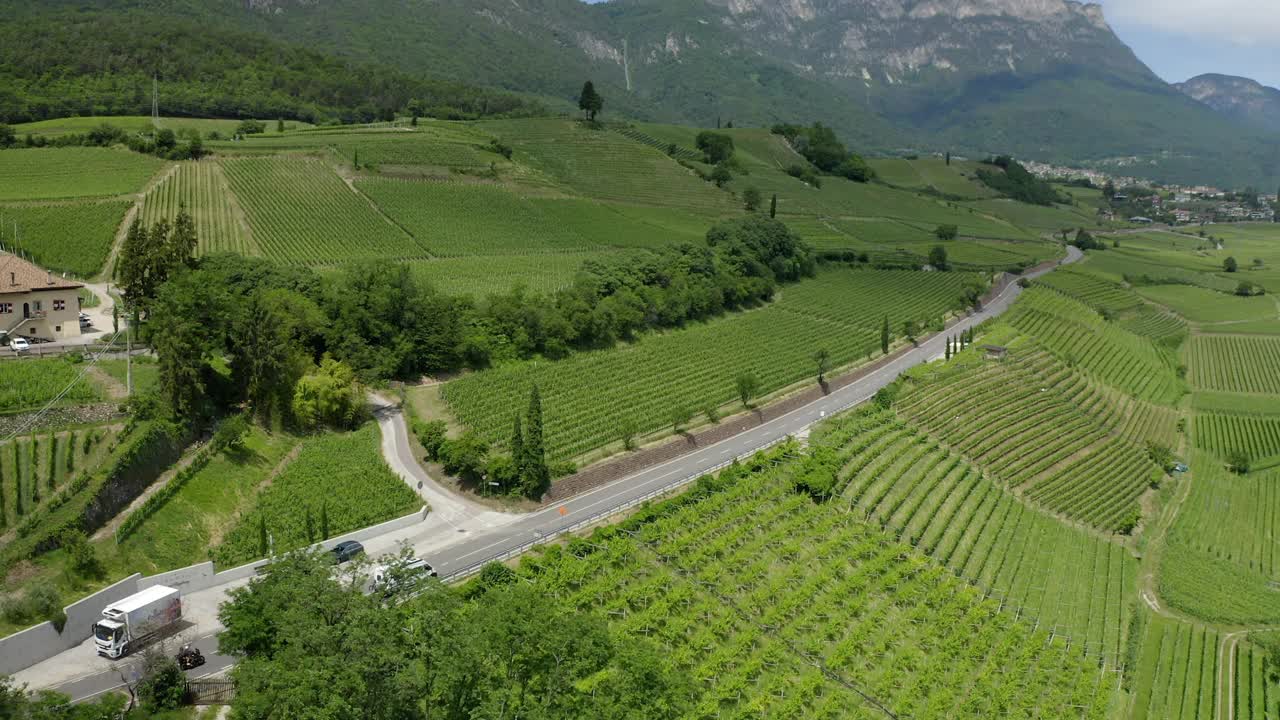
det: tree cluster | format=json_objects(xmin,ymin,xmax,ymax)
[
  {"xmin": 139, "ymin": 217, "xmax": 814, "ymax": 427},
  {"xmin": 217, "ymin": 550, "xmax": 691, "ymax": 720},
  {"xmin": 770, "ymin": 123, "xmax": 875, "ymax": 182},
  {"xmin": 976, "ymin": 156, "xmax": 1068, "ymax": 206}
]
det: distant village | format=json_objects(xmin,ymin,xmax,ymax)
[{"xmin": 1023, "ymin": 160, "xmax": 1278, "ymax": 226}]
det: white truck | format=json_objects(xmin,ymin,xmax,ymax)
[{"xmin": 92, "ymin": 585, "xmax": 182, "ymax": 659}]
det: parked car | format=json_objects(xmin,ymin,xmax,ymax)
[
  {"xmin": 330, "ymin": 540, "xmax": 365, "ymax": 564},
  {"xmin": 9, "ymin": 337, "xmax": 29, "ymax": 353}
]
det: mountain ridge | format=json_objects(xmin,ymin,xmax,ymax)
[{"xmin": 1175, "ymin": 73, "xmax": 1280, "ymax": 134}]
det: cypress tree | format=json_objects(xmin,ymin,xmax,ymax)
[
  {"xmin": 522, "ymin": 385, "xmax": 548, "ymax": 498},
  {"xmin": 305, "ymin": 507, "xmax": 315, "ymax": 543},
  {"xmin": 46, "ymin": 431, "xmax": 55, "ymax": 490},
  {"xmin": 881, "ymin": 316, "xmax": 890, "ymax": 355},
  {"xmin": 258, "ymin": 514, "xmax": 269, "ymax": 556},
  {"xmin": 945, "ymin": 151, "xmax": 951, "ymax": 166},
  {"xmin": 770, "ymin": 194, "xmax": 777, "ymax": 219},
  {"xmin": 320, "ymin": 501, "xmax": 330, "ymax": 540},
  {"xmin": 15, "ymin": 476, "xmax": 23, "ymax": 517},
  {"xmin": 945, "ymin": 337, "xmax": 951, "ymax": 360},
  {"xmin": 29, "ymin": 441, "xmax": 39, "ymax": 505}
]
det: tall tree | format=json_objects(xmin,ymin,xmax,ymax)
[
  {"xmin": 521, "ymin": 385, "xmax": 548, "ymax": 498},
  {"xmin": 742, "ymin": 187, "xmax": 762, "ymax": 212},
  {"xmin": 769, "ymin": 193, "xmax": 777, "ymax": 219},
  {"xmin": 813, "ymin": 349, "xmax": 830, "ymax": 384},
  {"xmin": 230, "ymin": 292, "xmax": 292, "ymax": 425},
  {"xmin": 735, "ymin": 371, "xmax": 760, "ymax": 408},
  {"xmin": 578, "ymin": 81, "xmax": 603, "ymax": 121}
]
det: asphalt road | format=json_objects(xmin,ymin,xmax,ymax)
[{"xmin": 49, "ymin": 246, "xmax": 1078, "ymax": 702}]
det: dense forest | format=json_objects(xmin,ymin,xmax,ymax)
[{"xmin": 0, "ymin": 9, "xmax": 541, "ymax": 124}]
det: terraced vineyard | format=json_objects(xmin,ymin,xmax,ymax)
[
  {"xmin": 444, "ymin": 270, "xmax": 978, "ymax": 461},
  {"xmin": 1007, "ymin": 288, "xmax": 1184, "ymax": 404},
  {"xmin": 0, "ymin": 200, "xmax": 130, "ymax": 277},
  {"xmin": 220, "ymin": 156, "xmax": 422, "ymax": 264},
  {"xmin": 614, "ymin": 126, "xmax": 701, "ymax": 161},
  {"xmin": 1186, "ymin": 335, "xmax": 1280, "ymax": 395},
  {"xmin": 479, "ymin": 119, "xmax": 735, "ymax": 212},
  {"xmin": 1194, "ymin": 413, "xmax": 1280, "ymax": 467},
  {"xmin": 1161, "ymin": 455, "xmax": 1280, "ymax": 625},
  {"xmin": 896, "ymin": 349, "xmax": 1160, "ymax": 531},
  {"xmin": 141, "ymin": 161, "xmax": 254, "ymax": 255},
  {"xmin": 827, "ymin": 408, "xmax": 1135, "ymax": 660},
  {"xmin": 0, "ymin": 147, "xmax": 164, "ymax": 201},
  {"xmin": 1121, "ymin": 306, "xmax": 1189, "ymax": 348},
  {"xmin": 0, "ymin": 427, "xmax": 115, "ymax": 533},
  {"xmin": 211, "ymin": 125, "xmax": 496, "ymax": 169},
  {"xmin": 212, "ymin": 424, "xmax": 419, "ymax": 565},
  {"xmin": 1035, "ymin": 267, "xmax": 1143, "ymax": 315},
  {"xmin": 520, "ymin": 445, "xmax": 1116, "ymax": 718}
]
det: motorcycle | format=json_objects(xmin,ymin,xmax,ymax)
[{"xmin": 176, "ymin": 645, "xmax": 206, "ymax": 671}]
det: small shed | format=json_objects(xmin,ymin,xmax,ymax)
[{"xmin": 981, "ymin": 344, "xmax": 1009, "ymax": 361}]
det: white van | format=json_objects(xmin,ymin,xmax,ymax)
[{"xmin": 373, "ymin": 557, "xmax": 437, "ymax": 595}]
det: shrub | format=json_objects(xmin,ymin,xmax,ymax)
[
  {"xmin": 414, "ymin": 420, "xmax": 449, "ymax": 460},
  {"xmin": 211, "ymin": 413, "xmax": 251, "ymax": 453},
  {"xmin": 59, "ymin": 529, "xmax": 101, "ymax": 579},
  {"xmin": 137, "ymin": 652, "xmax": 187, "ymax": 710}
]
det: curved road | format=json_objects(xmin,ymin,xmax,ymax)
[{"xmin": 26, "ymin": 246, "xmax": 1079, "ymax": 701}]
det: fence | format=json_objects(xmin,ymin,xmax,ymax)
[{"xmin": 188, "ymin": 679, "xmax": 235, "ymax": 705}]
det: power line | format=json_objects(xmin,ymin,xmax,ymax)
[{"xmin": 2, "ymin": 330, "xmax": 125, "ymax": 443}]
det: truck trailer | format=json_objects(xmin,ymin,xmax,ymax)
[{"xmin": 93, "ymin": 585, "xmax": 181, "ymax": 659}]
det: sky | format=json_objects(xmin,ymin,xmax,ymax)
[
  {"xmin": 1099, "ymin": 0, "xmax": 1280, "ymax": 88},
  {"xmin": 582, "ymin": 0, "xmax": 1279, "ymax": 88}
]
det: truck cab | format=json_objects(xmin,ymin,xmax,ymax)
[{"xmin": 93, "ymin": 619, "xmax": 128, "ymax": 658}]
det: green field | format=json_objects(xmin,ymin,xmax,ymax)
[
  {"xmin": 517, "ymin": 440, "xmax": 1117, "ymax": 718},
  {"xmin": 1008, "ymin": 288, "xmax": 1185, "ymax": 404},
  {"xmin": 0, "ymin": 358, "xmax": 103, "ymax": 413},
  {"xmin": 0, "ymin": 200, "xmax": 129, "ymax": 277},
  {"xmin": 1121, "ymin": 306, "xmax": 1189, "ymax": 348},
  {"xmin": 897, "ymin": 348, "xmax": 1159, "ymax": 531},
  {"xmin": 211, "ymin": 123, "xmax": 499, "ymax": 169},
  {"xmin": 212, "ymin": 424, "xmax": 419, "ymax": 565},
  {"xmin": 1186, "ymin": 335, "xmax": 1280, "ymax": 395},
  {"xmin": 964, "ymin": 198, "xmax": 1098, "ymax": 233},
  {"xmin": 868, "ymin": 157, "xmax": 1000, "ymax": 199},
  {"xmin": 220, "ymin": 156, "xmax": 422, "ymax": 264},
  {"xmin": 1138, "ymin": 285, "xmax": 1277, "ymax": 325},
  {"xmin": 831, "ymin": 407, "xmax": 1135, "ymax": 659},
  {"xmin": 443, "ymin": 269, "xmax": 979, "ymax": 462},
  {"xmin": 141, "ymin": 161, "xmax": 255, "ymax": 255},
  {"xmin": 114, "ymin": 427, "xmax": 300, "ymax": 573},
  {"xmin": 0, "ymin": 147, "xmax": 164, "ymax": 201}
]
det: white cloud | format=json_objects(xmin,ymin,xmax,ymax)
[{"xmin": 1101, "ymin": 0, "xmax": 1280, "ymax": 47}]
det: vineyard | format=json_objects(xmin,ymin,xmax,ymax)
[
  {"xmin": 443, "ymin": 269, "xmax": 978, "ymax": 461},
  {"xmin": 1186, "ymin": 335, "xmax": 1280, "ymax": 395},
  {"xmin": 211, "ymin": 125, "xmax": 496, "ymax": 170},
  {"xmin": 518, "ymin": 444, "xmax": 1117, "ymax": 718},
  {"xmin": 1007, "ymin": 288, "xmax": 1184, "ymax": 404},
  {"xmin": 868, "ymin": 158, "xmax": 998, "ymax": 199},
  {"xmin": 220, "ymin": 156, "xmax": 423, "ymax": 264},
  {"xmin": 962, "ymin": 198, "xmax": 1097, "ymax": 233},
  {"xmin": 478, "ymin": 119, "xmax": 736, "ymax": 212},
  {"xmin": 1127, "ymin": 615, "xmax": 1225, "ymax": 720},
  {"xmin": 141, "ymin": 161, "xmax": 254, "ymax": 256},
  {"xmin": 1194, "ymin": 412, "xmax": 1280, "ymax": 467},
  {"xmin": 896, "ymin": 348, "xmax": 1161, "ymax": 531},
  {"xmin": 0, "ymin": 427, "xmax": 116, "ymax": 535},
  {"xmin": 1035, "ymin": 267, "xmax": 1143, "ymax": 315},
  {"xmin": 824, "ymin": 408, "xmax": 1135, "ymax": 660},
  {"xmin": 0, "ymin": 200, "xmax": 130, "ymax": 277},
  {"xmin": 1161, "ymin": 455, "xmax": 1280, "ymax": 625},
  {"xmin": 0, "ymin": 358, "xmax": 103, "ymax": 413},
  {"xmin": 1120, "ymin": 306, "xmax": 1189, "ymax": 348},
  {"xmin": 356, "ymin": 178, "xmax": 597, "ymax": 256},
  {"xmin": 212, "ymin": 424, "xmax": 419, "ymax": 566},
  {"xmin": 0, "ymin": 147, "xmax": 164, "ymax": 201}
]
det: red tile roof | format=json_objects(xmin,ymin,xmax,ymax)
[{"xmin": 0, "ymin": 254, "xmax": 83, "ymax": 295}]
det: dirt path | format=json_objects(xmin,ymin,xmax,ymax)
[
  {"xmin": 84, "ymin": 365, "xmax": 126, "ymax": 400},
  {"xmin": 100, "ymin": 163, "xmax": 178, "ymax": 282}
]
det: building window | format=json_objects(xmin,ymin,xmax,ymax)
[
  {"xmin": 53, "ymin": 299, "xmax": 66, "ymax": 311},
  {"xmin": 55, "ymin": 325, "xmax": 61, "ymax": 333},
  {"xmin": 32, "ymin": 300, "xmax": 42, "ymax": 312},
  {"xmin": 0, "ymin": 303, "xmax": 10, "ymax": 314}
]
